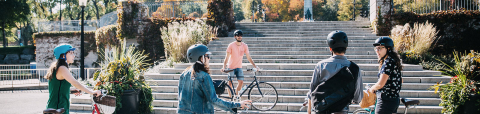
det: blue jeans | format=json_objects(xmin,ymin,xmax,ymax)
[{"xmin": 227, "ymin": 68, "xmax": 244, "ymax": 81}]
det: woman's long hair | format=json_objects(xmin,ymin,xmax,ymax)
[
  {"xmin": 184, "ymin": 56, "xmax": 210, "ymax": 77},
  {"xmin": 378, "ymin": 47, "xmax": 403, "ymax": 71},
  {"xmin": 44, "ymin": 54, "xmax": 69, "ymax": 80}
]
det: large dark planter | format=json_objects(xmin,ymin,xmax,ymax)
[
  {"xmin": 461, "ymin": 94, "xmax": 480, "ymax": 114},
  {"xmin": 116, "ymin": 89, "xmax": 140, "ymax": 114}
]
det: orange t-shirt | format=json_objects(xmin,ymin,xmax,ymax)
[{"xmin": 226, "ymin": 42, "xmax": 249, "ymax": 69}]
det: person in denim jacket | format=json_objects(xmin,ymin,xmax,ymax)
[{"xmin": 178, "ymin": 44, "xmax": 252, "ymax": 114}]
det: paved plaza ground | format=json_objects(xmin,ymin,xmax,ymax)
[{"xmin": 0, "ymin": 89, "xmax": 90, "ymax": 114}]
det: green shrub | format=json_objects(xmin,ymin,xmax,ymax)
[
  {"xmin": 207, "ymin": 0, "xmax": 235, "ymax": 37},
  {"xmin": 391, "ymin": 10, "xmax": 480, "ymax": 55},
  {"xmin": 93, "ymin": 43, "xmax": 153, "ymax": 114}
]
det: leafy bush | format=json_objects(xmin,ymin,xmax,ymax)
[
  {"xmin": 391, "ymin": 10, "xmax": 480, "ymax": 55},
  {"xmin": 207, "ymin": 0, "xmax": 235, "ymax": 37},
  {"xmin": 93, "ymin": 43, "xmax": 153, "ymax": 114},
  {"xmin": 431, "ymin": 51, "xmax": 480, "ymax": 113},
  {"xmin": 95, "ymin": 25, "xmax": 119, "ymax": 52},
  {"xmin": 160, "ymin": 20, "xmax": 216, "ymax": 62},
  {"xmin": 390, "ymin": 21, "xmax": 438, "ymax": 54}
]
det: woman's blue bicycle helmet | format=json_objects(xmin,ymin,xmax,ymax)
[
  {"xmin": 54, "ymin": 44, "xmax": 76, "ymax": 59},
  {"xmin": 186, "ymin": 44, "xmax": 211, "ymax": 63}
]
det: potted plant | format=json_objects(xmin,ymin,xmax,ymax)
[
  {"xmin": 431, "ymin": 50, "xmax": 480, "ymax": 114},
  {"xmin": 93, "ymin": 42, "xmax": 153, "ymax": 114}
]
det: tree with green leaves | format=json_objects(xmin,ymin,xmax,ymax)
[
  {"xmin": 0, "ymin": 0, "xmax": 30, "ymax": 47},
  {"xmin": 233, "ymin": 0, "xmax": 245, "ymax": 21}
]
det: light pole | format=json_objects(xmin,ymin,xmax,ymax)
[{"xmin": 79, "ymin": 0, "xmax": 87, "ymax": 80}]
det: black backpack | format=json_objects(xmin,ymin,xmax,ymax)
[
  {"xmin": 212, "ymin": 79, "xmax": 227, "ymax": 95},
  {"xmin": 311, "ymin": 62, "xmax": 360, "ymax": 113}
]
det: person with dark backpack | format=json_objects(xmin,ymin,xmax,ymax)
[{"xmin": 307, "ymin": 31, "xmax": 363, "ymax": 114}]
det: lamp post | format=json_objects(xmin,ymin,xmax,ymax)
[{"xmin": 79, "ymin": 0, "xmax": 87, "ymax": 80}]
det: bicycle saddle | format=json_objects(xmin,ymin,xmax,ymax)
[
  {"xmin": 43, "ymin": 108, "xmax": 65, "ymax": 114},
  {"xmin": 400, "ymin": 98, "xmax": 420, "ymax": 107}
]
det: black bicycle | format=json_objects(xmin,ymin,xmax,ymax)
[{"xmin": 215, "ymin": 68, "xmax": 278, "ymax": 111}]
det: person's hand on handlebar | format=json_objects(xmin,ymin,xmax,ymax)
[
  {"xmin": 92, "ymin": 90, "xmax": 102, "ymax": 97},
  {"xmin": 252, "ymin": 67, "xmax": 260, "ymax": 72}
]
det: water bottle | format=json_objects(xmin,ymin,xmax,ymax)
[{"xmin": 239, "ymin": 85, "xmax": 247, "ymax": 94}]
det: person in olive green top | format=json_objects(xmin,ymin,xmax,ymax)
[{"xmin": 45, "ymin": 44, "xmax": 102, "ymax": 113}]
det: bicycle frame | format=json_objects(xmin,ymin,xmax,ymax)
[{"xmin": 227, "ymin": 71, "xmax": 265, "ymax": 97}]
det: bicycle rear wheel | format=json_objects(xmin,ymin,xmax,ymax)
[
  {"xmin": 248, "ymin": 82, "xmax": 278, "ymax": 111},
  {"xmin": 217, "ymin": 84, "xmax": 234, "ymax": 101}
]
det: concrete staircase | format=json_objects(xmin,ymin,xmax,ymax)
[{"xmin": 70, "ymin": 21, "xmax": 448, "ymax": 114}]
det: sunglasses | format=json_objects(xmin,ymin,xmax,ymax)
[
  {"xmin": 374, "ymin": 47, "xmax": 386, "ymax": 51},
  {"xmin": 204, "ymin": 54, "xmax": 211, "ymax": 59},
  {"xmin": 67, "ymin": 51, "xmax": 75, "ymax": 55}
]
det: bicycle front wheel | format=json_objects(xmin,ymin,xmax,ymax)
[
  {"xmin": 248, "ymin": 82, "xmax": 278, "ymax": 111},
  {"xmin": 353, "ymin": 109, "xmax": 371, "ymax": 114}
]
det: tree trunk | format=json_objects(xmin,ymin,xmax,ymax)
[
  {"xmin": 2, "ymin": 22, "xmax": 6, "ymax": 48},
  {"xmin": 104, "ymin": 0, "xmax": 109, "ymax": 12},
  {"xmin": 93, "ymin": 0, "xmax": 100, "ymax": 20},
  {"xmin": 23, "ymin": 23, "xmax": 29, "ymax": 46}
]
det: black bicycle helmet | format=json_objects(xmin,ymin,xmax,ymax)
[
  {"xmin": 187, "ymin": 44, "xmax": 211, "ymax": 63},
  {"xmin": 373, "ymin": 37, "xmax": 394, "ymax": 49},
  {"xmin": 327, "ymin": 31, "xmax": 348, "ymax": 49},
  {"xmin": 234, "ymin": 30, "xmax": 243, "ymax": 36}
]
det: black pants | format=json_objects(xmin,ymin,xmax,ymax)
[{"xmin": 375, "ymin": 92, "xmax": 400, "ymax": 114}]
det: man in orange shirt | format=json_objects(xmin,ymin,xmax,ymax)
[{"xmin": 221, "ymin": 30, "xmax": 259, "ymax": 96}]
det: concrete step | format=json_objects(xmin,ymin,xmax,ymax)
[
  {"xmin": 146, "ymin": 79, "xmax": 440, "ymax": 90},
  {"xmin": 229, "ymin": 32, "xmax": 376, "ymax": 36},
  {"xmin": 215, "ymin": 36, "xmax": 385, "ymax": 40},
  {"xmin": 231, "ymin": 28, "xmax": 372, "ymax": 32},
  {"xmin": 208, "ymin": 59, "xmax": 379, "ymax": 64},
  {"xmin": 238, "ymin": 34, "xmax": 376, "ymax": 37},
  {"xmin": 157, "ymin": 68, "xmax": 441, "ymax": 76},
  {"xmin": 236, "ymin": 22, "xmax": 371, "ymax": 26},
  {"xmin": 236, "ymin": 21, "xmax": 371, "ymax": 24},
  {"xmin": 71, "ymin": 97, "xmax": 436, "ymax": 109},
  {"xmin": 209, "ymin": 40, "xmax": 377, "ymax": 44},
  {"xmin": 209, "ymin": 55, "xmax": 378, "ymax": 59},
  {"xmin": 208, "ymin": 47, "xmax": 375, "ymax": 51},
  {"xmin": 147, "ymin": 85, "xmax": 442, "ymax": 98},
  {"xmin": 71, "ymin": 104, "xmax": 441, "ymax": 114},
  {"xmin": 144, "ymin": 74, "xmax": 450, "ymax": 83},
  {"xmin": 235, "ymin": 25, "xmax": 371, "ymax": 29},
  {"xmin": 210, "ymin": 52, "xmax": 377, "ymax": 56},
  {"xmin": 71, "ymin": 91, "xmax": 440, "ymax": 105},
  {"xmin": 229, "ymin": 28, "xmax": 373, "ymax": 33},
  {"xmin": 206, "ymin": 43, "xmax": 377, "ymax": 47},
  {"xmin": 171, "ymin": 63, "xmax": 424, "ymax": 71}
]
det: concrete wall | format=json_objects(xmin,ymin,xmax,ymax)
[{"xmin": 34, "ymin": 32, "xmax": 98, "ymax": 69}]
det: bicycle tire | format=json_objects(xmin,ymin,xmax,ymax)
[
  {"xmin": 218, "ymin": 84, "xmax": 235, "ymax": 101},
  {"xmin": 248, "ymin": 82, "xmax": 278, "ymax": 111},
  {"xmin": 353, "ymin": 109, "xmax": 371, "ymax": 114}
]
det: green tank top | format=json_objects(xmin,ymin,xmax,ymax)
[{"xmin": 46, "ymin": 69, "xmax": 72, "ymax": 114}]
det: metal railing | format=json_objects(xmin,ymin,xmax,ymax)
[
  {"xmin": 0, "ymin": 68, "xmax": 100, "ymax": 87},
  {"xmin": 37, "ymin": 20, "xmax": 99, "ymax": 32},
  {"xmin": 0, "ymin": 64, "xmax": 31, "ymax": 70},
  {"xmin": 394, "ymin": 0, "xmax": 480, "ymax": 14},
  {"xmin": 145, "ymin": 1, "xmax": 208, "ymax": 18}
]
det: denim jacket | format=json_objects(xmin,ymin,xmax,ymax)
[{"xmin": 178, "ymin": 68, "xmax": 241, "ymax": 114}]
